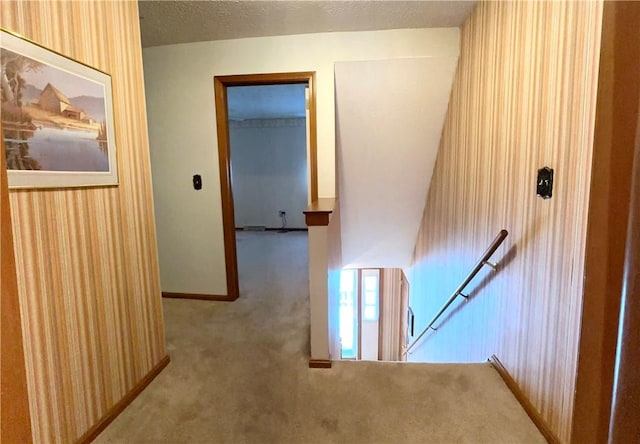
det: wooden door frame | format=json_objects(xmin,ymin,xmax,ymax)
[
  {"xmin": 571, "ymin": 2, "xmax": 640, "ymax": 443},
  {"xmin": 399, "ymin": 271, "xmax": 409, "ymax": 362},
  {"xmin": 1, "ymin": 124, "xmax": 33, "ymax": 442},
  {"xmin": 213, "ymin": 72, "xmax": 318, "ymax": 301},
  {"xmin": 356, "ymin": 268, "xmax": 362, "ymax": 360},
  {"xmin": 608, "ymin": 67, "xmax": 640, "ymax": 444}
]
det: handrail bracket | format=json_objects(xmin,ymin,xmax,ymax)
[
  {"xmin": 403, "ymin": 229, "xmax": 509, "ymax": 356},
  {"xmin": 483, "ymin": 260, "xmax": 498, "ymax": 270}
]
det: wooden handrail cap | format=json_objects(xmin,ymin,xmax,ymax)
[{"xmin": 304, "ymin": 198, "xmax": 336, "ymax": 226}]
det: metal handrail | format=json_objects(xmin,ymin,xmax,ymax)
[{"xmin": 403, "ymin": 229, "xmax": 509, "ymax": 356}]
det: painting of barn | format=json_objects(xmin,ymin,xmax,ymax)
[{"xmin": 39, "ymin": 83, "xmax": 86, "ymax": 120}]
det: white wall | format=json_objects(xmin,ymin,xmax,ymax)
[
  {"xmin": 335, "ymin": 57, "xmax": 458, "ymax": 269},
  {"xmin": 229, "ymin": 119, "xmax": 307, "ymax": 229},
  {"xmin": 360, "ymin": 268, "xmax": 381, "ymax": 360},
  {"xmin": 327, "ymin": 201, "xmax": 343, "ymax": 360},
  {"xmin": 144, "ymin": 28, "xmax": 460, "ymax": 295}
]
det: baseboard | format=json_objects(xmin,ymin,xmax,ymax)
[
  {"xmin": 308, "ymin": 359, "xmax": 332, "ymax": 369},
  {"xmin": 235, "ymin": 227, "xmax": 308, "ymax": 232},
  {"xmin": 77, "ymin": 354, "xmax": 170, "ymax": 444},
  {"xmin": 162, "ymin": 292, "xmax": 234, "ymax": 301},
  {"xmin": 488, "ymin": 355, "xmax": 559, "ymax": 444}
]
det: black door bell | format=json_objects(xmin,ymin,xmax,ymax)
[
  {"xmin": 537, "ymin": 167, "xmax": 553, "ymax": 199},
  {"xmin": 193, "ymin": 174, "xmax": 202, "ymax": 190}
]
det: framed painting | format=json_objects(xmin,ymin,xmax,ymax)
[{"xmin": 1, "ymin": 28, "xmax": 117, "ymax": 188}]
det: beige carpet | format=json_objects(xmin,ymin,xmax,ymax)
[{"xmin": 95, "ymin": 231, "xmax": 544, "ymax": 444}]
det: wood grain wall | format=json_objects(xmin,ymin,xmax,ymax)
[
  {"xmin": 405, "ymin": 1, "xmax": 603, "ymax": 442},
  {"xmin": 1, "ymin": 2, "xmax": 167, "ymax": 442},
  {"xmin": 380, "ymin": 268, "xmax": 402, "ymax": 361}
]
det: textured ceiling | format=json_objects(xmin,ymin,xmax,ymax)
[{"xmin": 138, "ymin": 1, "xmax": 477, "ymax": 48}]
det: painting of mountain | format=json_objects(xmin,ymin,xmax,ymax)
[
  {"xmin": 70, "ymin": 95, "xmax": 106, "ymax": 122},
  {"xmin": 18, "ymin": 85, "xmax": 106, "ymax": 122}
]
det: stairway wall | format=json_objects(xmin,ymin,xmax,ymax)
[
  {"xmin": 335, "ymin": 56, "xmax": 458, "ymax": 269},
  {"xmin": 405, "ymin": 1, "xmax": 603, "ymax": 442}
]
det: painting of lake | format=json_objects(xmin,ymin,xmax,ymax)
[
  {"xmin": 5, "ymin": 127, "xmax": 109, "ymax": 171},
  {"xmin": 1, "ymin": 28, "xmax": 117, "ymax": 188}
]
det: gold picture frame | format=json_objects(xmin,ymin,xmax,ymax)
[{"xmin": 1, "ymin": 28, "xmax": 118, "ymax": 188}]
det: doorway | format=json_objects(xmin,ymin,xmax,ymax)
[
  {"xmin": 338, "ymin": 268, "xmax": 381, "ymax": 360},
  {"xmin": 227, "ymin": 84, "xmax": 308, "ymax": 230},
  {"xmin": 213, "ymin": 72, "xmax": 318, "ymax": 300}
]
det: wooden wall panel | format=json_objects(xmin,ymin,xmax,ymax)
[
  {"xmin": 380, "ymin": 268, "xmax": 402, "ymax": 361},
  {"xmin": 405, "ymin": 1, "xmax": 602, "ymax": 442},
  {"xmin": 1, "ymin": 2, "xmax": 166, "ymax": 442}
]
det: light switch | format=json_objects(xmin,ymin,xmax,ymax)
[
  {"xmin": 537, "ymin": 167, "xmax": 553, "ymax": 199},
  {"xmin": 193, "ymin": 174, "xmax": 202, "ymax": 190}
]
